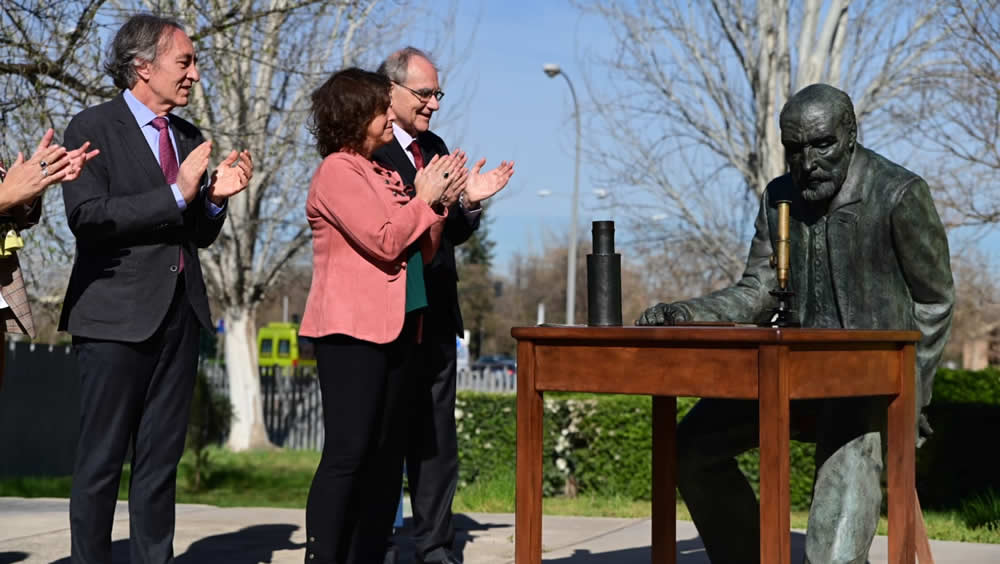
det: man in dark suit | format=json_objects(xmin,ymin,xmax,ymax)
[
  {"xmin": 60, "ymin": 15, "xmax": 252, "ymax": 564},
  {"xmin": 374, "ymin": 47, "xmax": 513, "ymax": 564}
]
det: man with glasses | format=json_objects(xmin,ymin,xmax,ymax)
[{"xmin": 374, "ymin": 47, "xmax": 513, "ymax": 564}]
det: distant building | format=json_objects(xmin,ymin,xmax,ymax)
[{"xmin": 962, "ymin": 327, "xmax": 1000, "ymax": 370}]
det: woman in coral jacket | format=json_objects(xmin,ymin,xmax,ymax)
[{"xmin": 299, "ymin": 68, "xmax": 467, "ymax": 564}]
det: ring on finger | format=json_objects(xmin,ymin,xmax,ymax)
[
  {"xmin": 41, "ymin": 167, "xmax": 49, "ymax": 177},
  {"xmin": 40, "ymin": 160, "xmax": 48, "ymax": 168}
]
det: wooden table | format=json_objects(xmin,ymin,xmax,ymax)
[{"xmin": 511, "ymin": 326, "xmax": 919, "ymax": 564}]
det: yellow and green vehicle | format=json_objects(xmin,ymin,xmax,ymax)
[{"xmin": 257, "ymin": 322, "xmax": 317, "ymax": 367}]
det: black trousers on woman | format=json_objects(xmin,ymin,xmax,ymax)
[{"xmin": 305, "ymin": 315, "xmax": 417, "ymax": 564}]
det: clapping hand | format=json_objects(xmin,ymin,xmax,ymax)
[
  {"xmin": 1, "ymin": 128, "xmax": 100, "ymax": 208},
  {"xmin": 463, "ymin": 158, "xmax": 514, "ymax": 208},
  {"xmin": 178, "ymin": 141, "xmax": 212, "ymax": 203},
  {"xmin": 208, "ymin": 149, "xmax": 253, "ymax": 205},
  {"xmin": 63, "ymin": 139, "xmax": 100, "ymax": 182},
  {"xmin": 414, "ymin": 150, "xmax": 469, "ymax": 211}
]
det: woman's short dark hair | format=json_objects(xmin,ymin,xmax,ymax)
[
  {"xmin": 309, "ymin": 68, "xmax": 391, "ymax": 157},
  {"xmin": 105, "ymin": 14, "xmax": 184, "ymax": 90}
]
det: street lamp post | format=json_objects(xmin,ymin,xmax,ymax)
[{"xmin": 543, "ymin": 63, "xmax": 581, "ymax": 325}]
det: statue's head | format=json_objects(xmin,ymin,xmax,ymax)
[{"xmin": 779, "ymin": 84, "xmax": 857, "ymax": 202}]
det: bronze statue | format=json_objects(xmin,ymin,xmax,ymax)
[{"xmin": 638, "ymin": 83, "xmax": 954, "ymax": 564}]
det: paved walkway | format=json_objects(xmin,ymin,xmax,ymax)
[{"xmin": 2, "ymin": 497, "xmax": 998, "ymax": 563}]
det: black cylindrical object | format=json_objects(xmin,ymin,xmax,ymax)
[{"xmin": 587, "ymin": 220, "xmax": 622, "ymax": 326}]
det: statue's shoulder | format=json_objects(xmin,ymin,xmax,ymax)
[{"xmin": 857, "ymin": 145, "xmax": 925, "ymax": 194}]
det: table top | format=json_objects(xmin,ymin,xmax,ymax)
[{"xmin": 512, "ymin": 325, "xmax": 921, "ymax": 345}]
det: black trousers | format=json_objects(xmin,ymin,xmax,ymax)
[
  {"xmin": 405, "ymin": 316, "xmax": 460, "ymax": 561},
  {"xmin": 305, "ymin": 315, "xmax": 417, "ymax": 564},
  {"xmin": 70, "ymin": 279, "xmax": 200, "ymax": 564}
]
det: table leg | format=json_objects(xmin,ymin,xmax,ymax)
[
  {"xmin": 759, "ymin": 344, "xmax": 790, "ymax": 564},
  {"xmin": 652, "ymin": 396, "xmax": 677, "ymax": 564},
  {"xmin": 915, "ymin": 491, "xmax": 934, "ymax": 563},
  {"xmin": 516, "ymin": 341, "xmax": 543, "ymax": 564},
  {"xmin": 888, "ymin": 343, "xmax": 916, "ymax": 564}
]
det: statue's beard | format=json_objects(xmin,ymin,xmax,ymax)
[{"xmin": 801, "ymin": 181, "xmax": 840, "ymax": 202}]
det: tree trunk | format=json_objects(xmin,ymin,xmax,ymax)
[{"xmin": 223, "ymin": 306, "xmax": 272, "ymax": 450}]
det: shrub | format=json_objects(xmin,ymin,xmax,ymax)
[
  {"xmin": 455, "ymin": 393, "xmax": 517, "ymax": 489},
  {"xmin": 455, "ymin": 366, "xmax": 1000, "ymax": 511},
  {"xmin": 456, "ymin": 392, "xmax": 818, "ymax": 509},
  {"xmin": 186, "ymin": 370, "xmax": 233, "ymax": 490},
  {"xmin": 933, "ymin": 367, "xmax": 1000, "ymax": 405},
  {"xmin": 960, "ymin": 489, "xmax": 1000, "ymax": 531}
]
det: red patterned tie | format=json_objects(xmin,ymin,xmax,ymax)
[
  {"xmin": 151, "ymin": 117, "xmax": 179, "ymax": 183},
  {"xmin": 151, "ymin": 116, "xmax": 184, "ymax": 271},
  {"xmin": 409, "ymin": 140, "xmax": 424, "ymax": 170}
]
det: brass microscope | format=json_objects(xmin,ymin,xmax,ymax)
[{"xmin": 765, "ymin": 200, "xmax": 799, "ymax": 327}]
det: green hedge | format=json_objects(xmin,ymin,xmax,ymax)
[
  {"xmin": 457, "ymin": 392, "xmax": 818, "ymax": 509},
  {"xmin": 456, "ymin": 367, "xmax": 1000, "ymax": 511},
  {"xmin": 932, "ymin": 367, "xmax": 1000, "ymax": 404}
]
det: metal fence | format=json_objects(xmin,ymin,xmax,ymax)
[
  {"xmin": 204, "ymin": 364, "xmax": 515, "ymax": 451},
  {"xmin": 0, "ymin": 341, "xmax": 79, "ymax": 477},
  {"xmin": 456, "ymin": 367, "xmax": 516, "ymax": 394},
  {"xmin": 1, "ymin": 342, "xmax": 519, "ymax": 475}
]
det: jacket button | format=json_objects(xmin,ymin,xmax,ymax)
[{"xmin": 169, "ymin": 265, "xmax": 178, "ymax": 273}]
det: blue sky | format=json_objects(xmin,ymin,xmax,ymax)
[
  {"xmin": 396, "ymin": 1, "xmax": 619, "ymax": 275},
  {"xmin": 392, "ymin": 0, "xmax": 1000, "ymax": 277}
]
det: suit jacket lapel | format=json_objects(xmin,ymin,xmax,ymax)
[
  {"xmin": 417, "ymin": 133, "xmax": 446, "ymax": 161},
  {"xmin": 826, "ymin": 148, "xmax": 869, "ymax": 327},
  {"xmin": 169, "ymin": 112, "xmax": 193, "ymax": 162},
  {"xmin": 112, "ymin": 94, "xmax": 170, "ymax": 188},
  {"xmin": 380, "ymin": 138, "xmax": 418, "ymax": 186}
]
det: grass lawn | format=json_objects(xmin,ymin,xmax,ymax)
[{"xmin": 2, "ymin": 447, "xmax": 997, "ymax": 544}]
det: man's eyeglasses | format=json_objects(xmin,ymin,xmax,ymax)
[{"xmin": 393, "ymin": 81, "xmax": 445, "ymax": 102}]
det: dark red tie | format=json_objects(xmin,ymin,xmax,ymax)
[
  {"xmin": 151, "ymin": 116, "xmax": 184, "ymax": 271},
  {"xmin": 409, "ymin": 140, "xmax": 424, "ymax": 170},
  {"xmin": 151, "ymin": 117, "xmax": 179, "ymax": 183}
]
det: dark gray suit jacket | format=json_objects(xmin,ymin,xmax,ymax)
[
  {"xmin": 59, "ymin": 93, "xmax": 225, "ymax": 342},
  {"xmin": 674, "ymin": 145, "xmax": 954, "ymax": 412},
  {"xmin": 372, "ymin": 130, "xmax": 480, "ymax": 336}
]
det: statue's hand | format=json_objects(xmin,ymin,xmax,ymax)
[
  {"xmin": 636, "ymin": 303, "xmax": 690, "ymax": 326},
  {"xmin": 916, "ymin": 412, "xmax": 934, "ymax": 448}
]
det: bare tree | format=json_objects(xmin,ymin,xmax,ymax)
[
  {"xmin": 573, "ymin": 0, "xmax": 946, "ymax": 281},
  {"xmin": 1, "ymin": 0, "xmax": 453, "ymax": 449},
  {"xmin": 912, "ymin": 0, "xmax": 1000, "ymax": 229},
  {"xmin": 496, "ymin": 234, "xmax": 655, "ymax": 347},
  {"xmin": 948, "ymin": 250, "xmax": 1000, "ymax": 346}
]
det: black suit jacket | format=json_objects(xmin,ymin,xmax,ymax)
[
  {"xmin": 59, "ymin": 93, "xmax": 225, "ymax": 342},
  {"xmin": 372, "ymin": 130, "xmax": 479, "ymax": 336}
]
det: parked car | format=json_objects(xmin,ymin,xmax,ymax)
[{"xmin": 470, "ymin": 354, "xmax": 516, "ymax": 375}]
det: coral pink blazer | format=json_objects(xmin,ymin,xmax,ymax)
[{"xmin": 299, "ymin": 151, "xmax": 445, "ymax": 343}]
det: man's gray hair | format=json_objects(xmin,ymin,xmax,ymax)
[
  {"xmin": 104, "ymin": 14, "xmax": 184, "ymax": 90},
  {"xmin": 377, "ymin": 46, "xmax": 436, "ymax": 84}
]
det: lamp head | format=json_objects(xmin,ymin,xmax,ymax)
[{"xmin": 543, "ymin": 63, "xmax": 561, "ymax": 78}]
